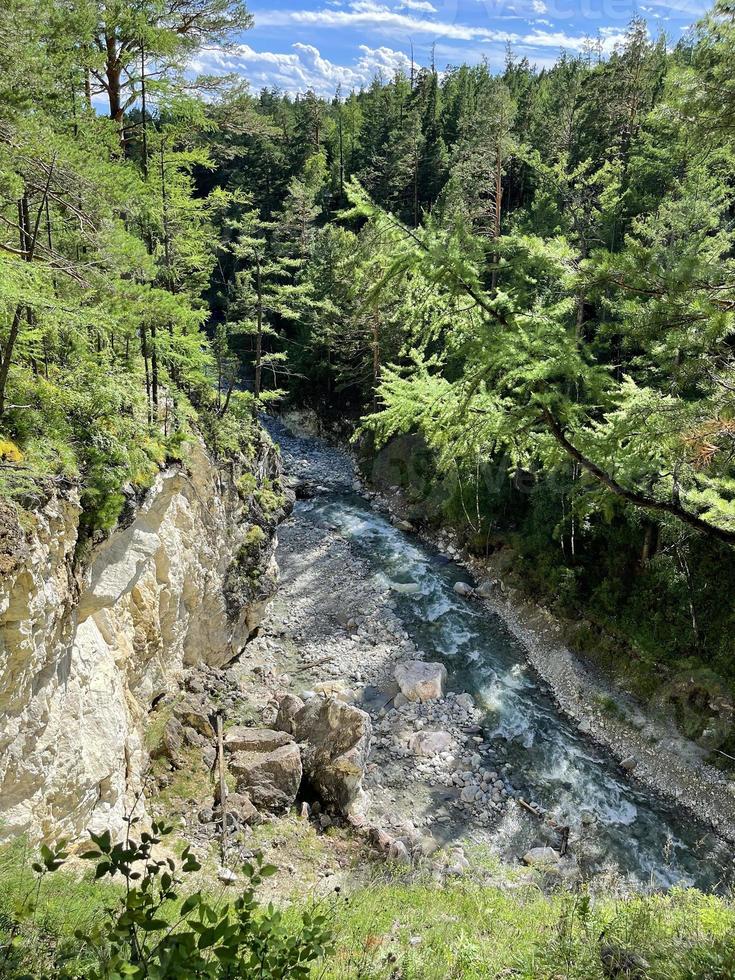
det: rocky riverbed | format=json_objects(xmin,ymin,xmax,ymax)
[{"xmin": 146, "ymin": 414, "xmax": 735, "ymax": 898}]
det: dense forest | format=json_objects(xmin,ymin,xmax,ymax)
[{"xmin": 2, "ymin": 0, "xmax": 735, "ymax": 724}]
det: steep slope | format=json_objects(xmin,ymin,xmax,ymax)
[{"xmin": 0, "ymin": 432, "xmax": 289, "ymax": 843}]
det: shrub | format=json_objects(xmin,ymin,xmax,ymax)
[{"xmin": 1, "ymin": 822, "xmax": 332, "ymax": 979}]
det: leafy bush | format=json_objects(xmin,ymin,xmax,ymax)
[{"xmin": 1, "ymin": 822, "xmax": 332, "ymax": 979}]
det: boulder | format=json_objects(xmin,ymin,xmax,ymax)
[
  {"xmin": 224, "ymin": 727, "xmax": 292, "ymax": 753},
  {"xmin": 313, "ymin": 680, "xmax": 356, "ymax": 702},
  {"xmin": 394, "ymin": 661, "xmax": 447, "ymax": 703},
  {"xmin": 476, "ymin": 578, "xmax": 497, "ymax": 599},
  {"xmin": 387, "ymin": 839, "xmax": 411, "ymax": 865},
  {"xmin": 408, "ymin": 730, "xmax": 454, "ymax": 757},
  {"xmin": 274, "ymin": 693, "xmax": 305, "ymax": 735},
  {"xmin": 453, "ymin": 581, "xmax": 474, "ymax": 597},
  {"xmin": 173, "ymin": 696, "xmax": 214, "ymax": 738},
  {"xmin": 226, "ymin": 791, "xmax": 261, "ymax": 826},
  {"xmin": 229, "ymin": 741, "xmax": 302, "ymax": 811},
  {"xmin": 150, "ymin": 715, "xmax": 184, "ymax": 766},
  {"xmin": 522, "ymin": 846, "xmax": 561, "ymax": 868},
  {"xmin": 455, "ymin": 693, "xmax": 475, "ymax": 712},
  {"xmin": 292, "ymin": 695, "xmax": 371, "ymax": 813}
]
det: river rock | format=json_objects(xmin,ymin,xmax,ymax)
[
  {"xmin": 408, "ymin": 730, "xmax": 454, "ymax": 757},
  {"xmin": 151, "ymin": 715, "xmax": 184, "ymax": 766},
  {"xmin": 453, "ymin": 581, "xmax": 474, "ymax": 597},
  {"xmin": 292, "ymin": 695, "xmax": 371, "ymax": 813},
  {"xmin": 475, "ymin": 579, "xmax": 497, "ymax": 599},
  {"xmin": 522, "ymin": 846, "xmax": 561, "ymax": 867},
  {"xmin": 224, "ymin": 727, "xmax": 292, "ymax": 753},
  {"xmin": 388, "ymin": 839, "xmax": 412, "ymax": 865},
  {"xmin": 229, "ymin": 741, "xmax": 302, "ymax": 811},
  {"xmin": 394, "ymin": 661, "xmax": 447, "ymax": 702},
  {"xmin": 226, "ymin": 791, "xmax": 261, "ymax": 826},
  {"xmin": 173, "ymin": 696, "xmax": 215, "ymax": 738},
  {"xmin": 274, "ymin": 693, "xmax": 305, "ymax": 735},
  {"xmin": 621, "ymin": 755, "xmax": 637, "ymax": 772},
  {"xmin": 456, "ymin": 692, "xmax": 475, "ymax": 712}
]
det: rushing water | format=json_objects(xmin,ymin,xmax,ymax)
[{"xmin": 267, "ymin": 416, "xmax": 734, "ymax": 893}]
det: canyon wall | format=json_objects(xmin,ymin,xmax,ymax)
[{"xmin": 0, "ymin": 435, "xmax": 286, "ymax": 843}]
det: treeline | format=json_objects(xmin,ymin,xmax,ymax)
[
  {"xmin": 0, "ymin": 0, "xmax": 259, "ymax": 538},
  {"xmin": 202, "ymin": 14, "xmax": 735, "ymax": 705},
  {"xmin": 2, "ymin": 1, "xmax": 735, "ymax": 710}
]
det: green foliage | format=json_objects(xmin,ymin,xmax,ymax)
[{"xmin": 0, "ymin": 824, "xmax": 332, "ymax": 979}]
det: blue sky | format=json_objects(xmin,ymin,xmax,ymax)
[{"xmin": 193, "ymin": 0, "xmax": 709, "ymax": 96}]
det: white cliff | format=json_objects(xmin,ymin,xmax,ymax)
[{"xmin": 0, "ymin": 436, "xmax": 284, "ymax": 843}]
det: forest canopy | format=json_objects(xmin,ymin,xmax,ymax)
[{"xmin": 2, "ymin": 0, "xmax": 735, "ymax": 692}]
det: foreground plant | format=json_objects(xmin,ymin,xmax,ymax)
[{"xmin": 11, "ymin": 819, "xmax": 332, "ymax": 979}]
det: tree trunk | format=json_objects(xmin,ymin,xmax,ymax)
[
  {"xmin": 641, "ymin": 522, "xmax": 659, "ymax": 564},
  {"xmin": 0, "ymin": 306, "xmax": 23, "ymax": 417},
  {"xmin": 105, "ymin": 34, "xmax": 125, "ymax": 143},
  {"xmin": 140, "ymin": 44, "xmax": 149, "ymax": 178},
  {"xmin": 491, "ymin": 143, "xmax": 502, "ymax": 291},
  {"xmin": 141, "ymin": 324, "xmax": 152, "ymax": 423},
  {"xmin": 160, "ymin": 139, "xmax": 173, "ymax": 288},
  {"xmin": 150, "ymin": 322, "xmax": 158, "ymax": 411},
  {"xmin": 254, "ymin": 255, "xmax": 263, "ymax": 399}
]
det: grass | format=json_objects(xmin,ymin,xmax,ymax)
[
  {"xmin": 0, "ymin": 837, "xmax": 120, "ymax": 978},
  {"xmin": 3, "ymin": 834, "xmax": 735, "ymax": 978},
  {"xmin": 314, "ymin": 878, "xmax": 735, "ymax": 979}
]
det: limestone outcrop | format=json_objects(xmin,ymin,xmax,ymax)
[
  {"xmin": 228, "ymin": 740, "xmax": 302, "ymax": 811},
  {"xmin": 0, "ymin": 433, "xmax": 287, "ymax": 844},
  {"xmin": 292, "ymin": 695, "xmax": 372, "ymax": 814}
]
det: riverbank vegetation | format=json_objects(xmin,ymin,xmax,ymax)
[
  {"xmin": 0, "ymin": 0, "xmax": 259, "ymax": 540},
  {"xmin": 2, "ymin": 832, "xmax": 735, "ymax": 979},
  {"xmin": 3, "ymin": 0, "xmax": 735, "ymax": 720},
  {"xmin": 202, "ymin": 7, "xmax": 735, "ymax": 745}
]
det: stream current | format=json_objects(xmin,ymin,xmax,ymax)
[{"xmin": 266, "ymin": 416, "xmax": 734, "ymax": 893}]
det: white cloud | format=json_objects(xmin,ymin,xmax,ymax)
[
  {"xmin": 192, "ymin": 41, "xmax": 412, "ymax": 96},
  {"xmin": 531, "ymin": 0, "xmax": 547, "ymax": 12},
  {"xmin": 397, "ymin": 0, "xmax": 438, "ymax": 11},
  {"xmin": 255, "ymin": 3, "xmax": 517, "ymax": 43}
]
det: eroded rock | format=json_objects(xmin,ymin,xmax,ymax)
[
  {"xmin": 292, "ymin": 695, "xmax": 371, "ymax": 813},
  {"xmin": 151, "ymin": 716, "xmax": 184, "ymax": 766},
  {"xmin": 224, "ymin": 727, "xmax": 292, "ymax": 753},
  {"xmin": 274, "ymin": 693, "xmax": 305, "ymax": 735},
  {"xmin": 522, "ymin": 846, "xmax": 561, "ymax": 867},
  {"xmin": 394, "ymin": 661, "xmax": 448, "ymax": 703},
  {"xmin": 408, "ymin": 730, "xmax": 454, "ymax": 757},
  {"xmin": 229, "ymin": 741, "xmax": 302, "ymax": 811}
]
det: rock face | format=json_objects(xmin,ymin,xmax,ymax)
[
  {"xmin": 394, "ymin": 661, "xmax": 448, "ymax": 703},
  {"xmin": 224, "ymin": 727, "xmax": 292, "ymax": 753},
  {"xmin": 229, "ymin": 741, "xmax": 302, "ymax": 811},
  {"xmin": 292, "ymin": 695, "xmax": 371, "ymax": 814},
  {"xmin": 0, "ymin": 434, "xmax": 286, "ymax": 844}
]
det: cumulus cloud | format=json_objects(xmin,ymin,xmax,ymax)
[
  {"xmin": 253, "ymin": 2, "xmax": 628, "ymax": 54},
  {"xmin": 193, "ymin": 42, "xmax": 412, "ymax": 96}
]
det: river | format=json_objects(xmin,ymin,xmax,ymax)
[{"xmin": 265, "ymin": 415, "xmax": 734, "ymax": 893}]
